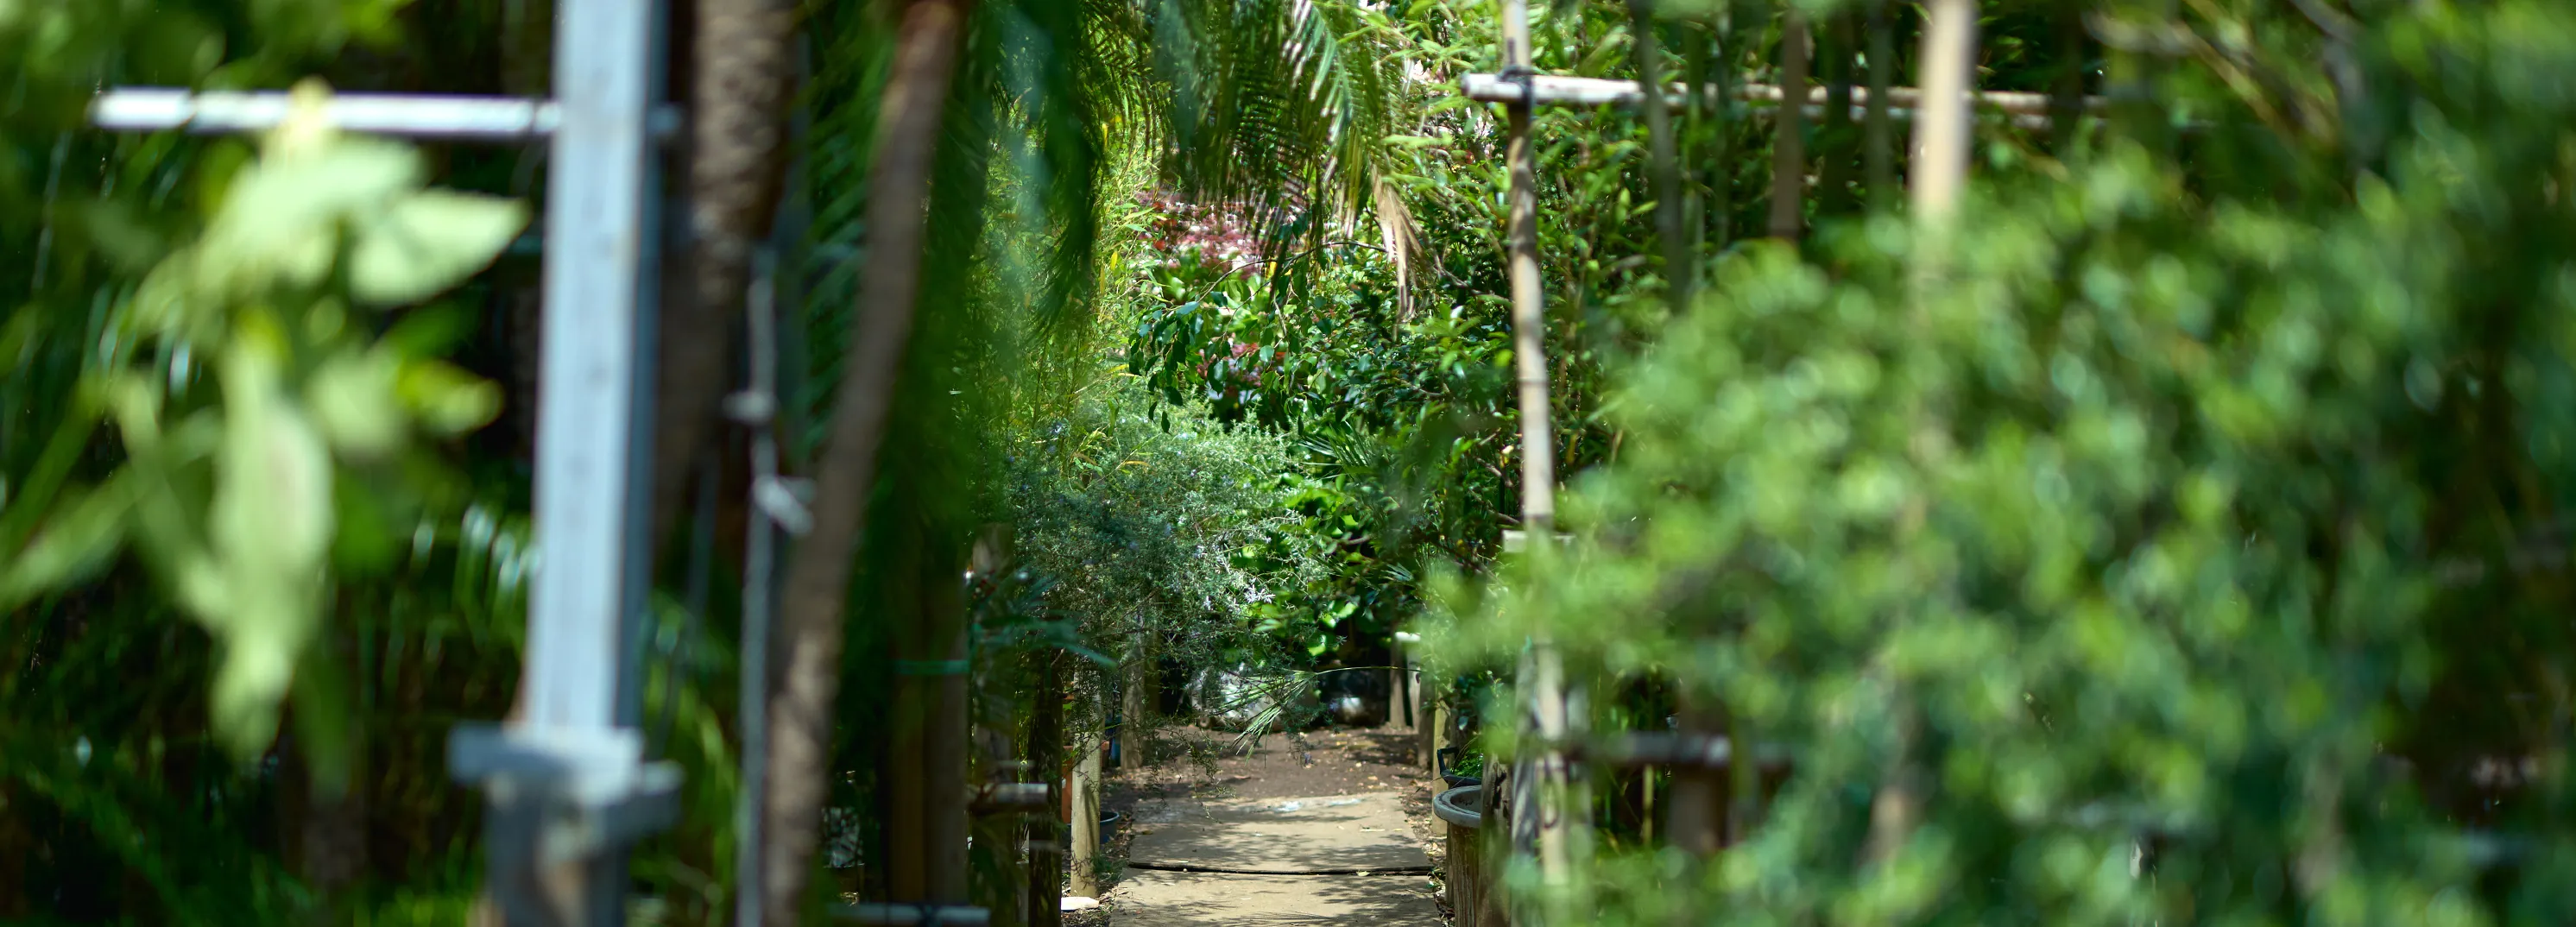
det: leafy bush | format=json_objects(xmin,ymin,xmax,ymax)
[{"xmin": 1443, "ymin": 3, "xmax": 2576, "ymax": 923}]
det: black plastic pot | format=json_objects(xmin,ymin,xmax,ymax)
[
  {"xmin": 1097, "ymin": 810, "xmax": 1123, "ymax": 848},
  {"xmin": 1442, "ymin": 772, "xmax": 1481, "ymax": 789}
]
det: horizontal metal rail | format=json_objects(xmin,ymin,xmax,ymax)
[
  {"xmin": 1462, "ymin": 73, "xmax": 2105, "ymax": 129},
  {"xmin": 91, "ymin": 87, "xmax": 683, "ymax": 142}
]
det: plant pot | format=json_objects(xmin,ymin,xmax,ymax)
[
  {"xmin": 1097, "ymin": 810, "xmax": 1123, "ymax": 848},
  {"xmin": 1442, "ymin": 772, "xmax": 1481, "ymax": 790},
  {"xmin": 1433, "ymin": 785, "xmax": 1505, "ymax": 927}
]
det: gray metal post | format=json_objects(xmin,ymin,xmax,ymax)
[{"xmin": 526, "ymin": 0, "xmax": 660, "ymax": 736}]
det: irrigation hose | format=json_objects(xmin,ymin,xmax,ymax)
[{"xmin": 1125, "ymin": 862, "xmax": 1438, "ymax": 876}]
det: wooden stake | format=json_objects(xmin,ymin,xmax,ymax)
[
  {"xmin": 1767, "ymin": 6, "xmax": 1813, "ymax": 241},
  {"xmin": 1815, "ymin": 10, "xmax": 1859, "ymax": 218},
  {"xmin": 926, "ymin": 541, "xmax": 972, "ymax": 903},
  {"xmin": 1027, "ymin": 654, "xmax": 1064, "ymax": 927},
  {"xmin": 1068, "ymin": 732, "xmax": 1104, "ymax": 899},
  {"xmin": 1664, "ymin": 692, "xmax": 1725, "ymax": 855},
  {"xmin": 1864, "ymin": 1, "xmax": 1897, "ymax": 210}
]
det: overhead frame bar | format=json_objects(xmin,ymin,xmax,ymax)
[{"xmin": 91, "ymin": 87, "xmax": 684, "ymax": 142}]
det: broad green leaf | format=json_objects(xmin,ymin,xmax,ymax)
[
  {"xmin": 199, "ymin": 136, "xmax": 421, "ymax": 297},
  {"xmin": 192, "ymin": 338, "xmax": 336, "ymax": 759},
  {"xmin": 305, "ymin": 348, "xmax": 407, "ymax": 458},
  {"xmin": 347, "ymin": 191, "xmax": 529, "ymax": 306},
  {"xmin": 0, "ymin": 478, "xmax": 137, "ymax": 612},
  {"xmin": 395, "ymin": 359, "xmax": 502, "ymax": 436}
]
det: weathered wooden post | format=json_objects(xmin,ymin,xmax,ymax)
[
  {"xmin": 1767, "ymin": 4, "xmax": 1813, "ymax": 241},
  {"xmin": 1026, "ymin": 654, "xmax": 1065, "ymax": 927},
  {"xmin": 1068, "ymin": 730, "xmax": 1105, "ymax": 899}
]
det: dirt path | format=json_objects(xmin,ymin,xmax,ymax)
[{"xmin": 1081, "ymin": 724, "xmax": 1450, "ymax": 925}]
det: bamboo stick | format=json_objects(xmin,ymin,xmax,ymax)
[
  {"xmin": 1868, "ymin": 0, "xmax": 1977, "ymax": 873},
  {"xmin": 1498, "ymin": 0, "xmax": 1584, "ymax": 911},
  {"xmin": 1909, "ymin": 0, "xmax": 1976, "ymax": 225}
]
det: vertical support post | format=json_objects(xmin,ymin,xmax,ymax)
[
  {"xmin": 528, "ymin": 0, "xmax": 662, "ymax": 740},
  {"xmin": 1500, "ymin": 3, "xmax": 1553, "ymax": 539},
  {"xmin": 1067, "ymin": 733, "xmax": 1103, "ymax": 899},
  {"xmin": 926, "ymin": 544, "xmax": 973, "ymax": 904},
  {"xmin": 735, "ymin": 251, "xmax": 785, "ymax": 927},
  {"xmin": 1867, "ymin": 0, "xmax": 1975, "ymax": 873},
  {"xmin": 1498, "ymin": 0, "xmax": 1584, "ymax": 911},
  {"xmin": 1664, "ymin": 693, "xmax": 1725, "ymax": 854},
  {"xmin": 1908, "ymin": 0, "xmax": 1976, "ymax": 224},
  {"xmin": 1026, "ymin": 655, "xmax": 1064, "ymax": 927},
  {"xmin": 1863, "ymin": 0, "xmax": 1897, "ymax": 210},
  {"xmin": 520, "ymin": 0, "xmax": 664, "ymax": 923},
  {"xmin": 1766, "ymin": 6, "xmax": 1813, "ymax": 241}
]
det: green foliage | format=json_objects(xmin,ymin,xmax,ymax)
[
  {"xmin": 1011, "ymin": 375, "xmax": 1323, "ymax": 674},
  {"xmin": 1433, "ymin": 3, "xmax": 2576, "ymax": 924},
  {"xmin": 3, "ymin": 85, "xmax": 521, "ymax": 760}
]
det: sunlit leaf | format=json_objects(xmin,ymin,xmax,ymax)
[{"xmin": 347, "ymin": 191, "xmax": 529, "ymax": 306}]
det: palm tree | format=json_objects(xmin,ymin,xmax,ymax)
[{"xmin": 753, "ymin": 0, "xmax": 1417, "ymax": 919}]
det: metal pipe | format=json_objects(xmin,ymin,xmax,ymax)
[
  {"xmin": 1460, "ymin": 73, "xmax": 2105, "ymax": 119},
  {"xmin": 89, "ymin": 87, "xmax": 684, "ymax": 142}
]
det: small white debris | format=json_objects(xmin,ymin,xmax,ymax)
[{"xmin": 1060, "ymin": 896, "xmax": 1100, "ymax": 911}]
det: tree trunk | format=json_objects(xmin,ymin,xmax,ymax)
[
  {"xmin": 761, "ymin": 1, "xmax": 973, "ymax": 923},
  {"xmin": 653, "ymin": 0, "xmax": 797, "ymax": 551}
]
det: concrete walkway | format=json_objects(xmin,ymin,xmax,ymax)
[{"xmin": 1112, "ymin": 791, "xmax": 1442, "ymax": 925}]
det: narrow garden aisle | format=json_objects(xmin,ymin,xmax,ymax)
[{"xmin": 1089, "ymin": 726, "xmax": 1449, "ymax": 925}]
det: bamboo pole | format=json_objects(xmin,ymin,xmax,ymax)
[
  {"xmin": 1498, "ymin": 0, "xmax": 1589, "ymax": 904},
  {"xmin": 1908, "ymin": 0, "xmax": 1975, "ymax": 224},
  {"xmin": 1500, "ymin": 0, "xmax": 1554, "ymax": 539},
  {"xmin": 1766, "ymin": 6, "xmax": 1812, "ymax": 241},
  {"xmin": 1867, "ymin": 0, "xmax": 1976, "ymax": 872}
]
